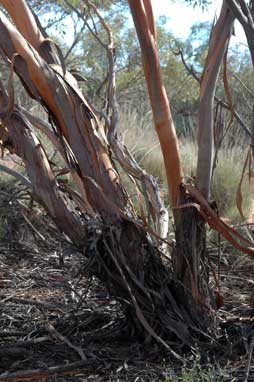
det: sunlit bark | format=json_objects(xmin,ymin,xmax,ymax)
[
  {"xmin": 0, "ymin": 8, "xmax": 125, "ymax": 218},
  {"xmin": 0, "ymin": 83, "xmax": 87, "ymax": 245},
  {"xmin": 128, "ymin": 0, "xmax": 183, "ymax": 208},
  {"xmin": 1, "ymin": 0, "xmax": 44, "ymax": 50}
]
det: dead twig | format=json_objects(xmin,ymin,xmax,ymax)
[
  {"xmin": 20, "ymin": 210, "xmax": 46, "ymax": 242},
  {"xmin": 44, "ymin": 322, "xmax": 87, "ymax": 360},
  {"xmin": 1, "ymin": 297, "xmax": 65, "ymax": 314},
  {"xmin": 0, "ymin": 360, "xmax": 95, "ymax": 381},
  {"xmin": 244, "ymin": 330, "xmax": 254, "ymax": 382}
]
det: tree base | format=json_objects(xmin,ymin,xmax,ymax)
[{"xmin": 83, "ymin": 216, "xmax": 216, "ymax": 352}]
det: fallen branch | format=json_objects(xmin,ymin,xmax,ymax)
[
  {"xmin": 44, "ymin": 322, "xmax": 87, "ymax": 360},
  {"xmin": 244, "ymin": 330, "xmax": 254, "ymax": 382},
  {"xmin": 1, "ymin": 297, "xmax": 65, "ymax": 313},
  {"xmin": 0, "ymin": 360, "xmax": 95, "ymax": 381}
]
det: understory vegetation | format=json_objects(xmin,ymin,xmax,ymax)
[{"xmin": 120, "ymin": 107, "xmax": 253, "ymax": 221}]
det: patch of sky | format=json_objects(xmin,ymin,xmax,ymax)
[{"xmin": 40, "ymin": 0, "xmax": 250, "ymax": 65}]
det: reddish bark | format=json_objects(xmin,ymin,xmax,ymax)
[{"xmin": 128, "ymin": 0, "xmax": 183, "ymax": 209}]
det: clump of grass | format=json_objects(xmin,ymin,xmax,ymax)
[
  {"xmin": 0, "ymin": 178, "xmax": 17, "ymax": 240},
  {"xmin": 120, "ymin": 107, "xmax": 169, "ymax": 202},
  {"xmin": 212, "ymin": 144, "xmax": 252, "ymax": 221},
  {"xmin": 163, "ymin": 352, "xmax": 228, "ymax": 381},
  {"xmin": 179, "ymin": 139, "xmax": 197, "ymax": 179}
]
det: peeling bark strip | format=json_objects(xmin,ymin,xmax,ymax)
[
  {"xmin": 0, "ymin": 84, "xmax": 87, "ymax": 246},
  {"xmin": 81, "ymin": 0, "xmax": 168, "ymax": 239},
  {"xmin": 185, "ymin": 184, "xmax": 254, "ymax": 257},
  {"xmin": 128, "ymin": 0, "xmax": 183, "ymax": 208},
  {"xmin": 0, "ymin": 6, "xmax": 125, "ymax": 219},
  {"xmin": 1, "ymin": 0, "xmax": 44, "ymax": 50},
  {"xmin": 196, "ymin": 1, "xmax": 235, "ymax": 199}
]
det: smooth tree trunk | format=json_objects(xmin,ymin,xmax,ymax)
[
  {"xmin": 128, "ymin": 0, "xmax": 183, "ymax": 209},
  {"xmin": 196, "ymin": 1, "xmax": 235, "ymax": 199},
  {"xmin": 175, "ymin": 0, "xmax": 235, "ymax": 291}
]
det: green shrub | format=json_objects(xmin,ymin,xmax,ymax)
[{"xmin": 163, "ymin": 352, "xmax": 228, "ymax": 381}]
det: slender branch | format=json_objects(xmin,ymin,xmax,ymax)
[
  {"xmin": 81, "ymin": 0, "xmax": 117, "ymax": 136},
  {"xmin": 44, "ymin": 322, "xmax": 87, "ymax": 361},
  {"xmin": 82, "ymin": 0, "xmax": 112, "ymax": 44},
  {"xmin": 175, "ymin": 48, "xmax": 201, "ymax": 82},
  {"xmin": 176, "ymin": 45, "xmax": 252, "ymax": 137},
  {"xmin": 231, "ymin": 72, "xmax": 254, "ymax": 98},
  {"xmin": 0, "ymin": 162, "xmax": 32, "ymax": 189},
  {"xmin": 64, "ymin": 24, "xmax": 86, "ymax": 61},
  {"xmin": 64, "ymin": 0, "xmax": 107, "ymax": 48},
  {"xmin": 226, "ymin": 0, "xmax": 248, "ymax": 24}
]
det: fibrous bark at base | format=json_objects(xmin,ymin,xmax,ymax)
[
  {"xmin": 174, "ymin": 186, "xmax": 215, "ymax": 330},
  {"xmin": 83, "ymin": 218, "xmax": 216, "ymax": 349}
]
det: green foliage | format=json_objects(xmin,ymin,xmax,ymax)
[
  {"xmin": 164, "ymin": 352, "xmax": 226, "ymax": 381},
  {"xmin": 176, "ymin": 0, "xmax": 212, "ymax": 10}
]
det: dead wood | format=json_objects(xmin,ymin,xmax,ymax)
[{"xmin": 0, "ymin": 360, "xmax": 96, "ymax": 381}]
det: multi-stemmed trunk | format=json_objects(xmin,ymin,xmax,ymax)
[{"xmin": 0, "ymin": 0, "xmax": 244, "ymax": 351}]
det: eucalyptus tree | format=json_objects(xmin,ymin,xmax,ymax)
[{"xmin": 0, "ymin": 0, "xmax": 254, "ymax": 355}]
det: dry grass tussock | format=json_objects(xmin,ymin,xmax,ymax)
[{"xmin": 119, "ymin": 107, "xmax": 253, "ymax": 222}]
